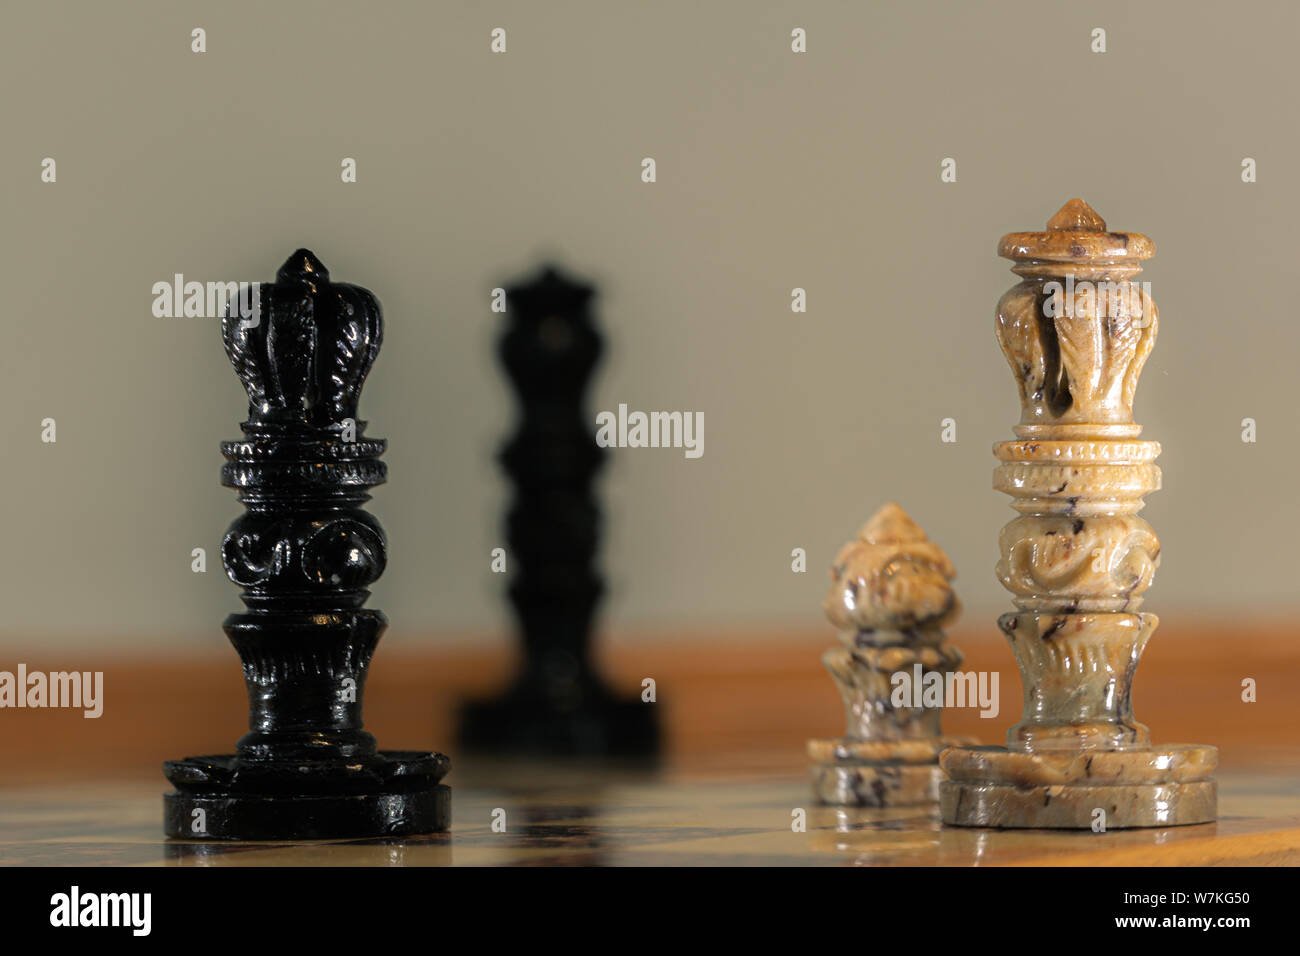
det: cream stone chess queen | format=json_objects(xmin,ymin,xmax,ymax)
[
  {"xmin": 940, "ymin": 199, "xmax": 1217, "ymax": 828},
  {"xmin": 808, "ymin": 503, "xmax": 975, "ymax": 806}
]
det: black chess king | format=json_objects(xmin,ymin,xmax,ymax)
[{"xmin": 163, "ymin": 250, "xmax": 451, "ymax": 839}]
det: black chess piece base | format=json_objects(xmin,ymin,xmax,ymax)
[
  {"xmin": 460, "ymin": 681, "xmax": 658, "ymax": 759},
  {"xmin": 163, "ymin": 750, "xmax": 450, "ymax": 840}
]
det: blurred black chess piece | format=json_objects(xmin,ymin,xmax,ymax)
[
  {"xmin": 163, "ymin": 250, "xmax": 451, "ymax": 839},
  {"xmin": 458, "ymin": 266, "xmax": 659, "ymax": 758}
]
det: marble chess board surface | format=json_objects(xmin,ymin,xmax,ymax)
[{"xmin": 2, "ymin": 764, "xmax": 1297, "ymax": 867}]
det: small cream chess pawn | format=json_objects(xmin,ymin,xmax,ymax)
[
  {"xmin": 940, "ymin": 199, "xmax": 1217, "ymax": 829},
  {"xmin": 808, "ymin": 503, "xmax": 975, "ymax": 806}
]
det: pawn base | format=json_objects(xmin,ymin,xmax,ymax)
[
  {"xmin": 808, "ymin": 736, "xmax": 976, "ymax": 807},
  {"xmin": 163, "ymin": 749, "xmax": 451, "ymax": 840},
  {"xmin": 939, "ymin": 744, "xmax": 1217, "ymax": 829},
  {"xmin": 811, "ymin": 763, "xmax": 942, "ymax": 807}
]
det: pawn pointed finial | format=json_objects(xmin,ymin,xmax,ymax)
[
  {"xmin": 858, "ymin": 501, "xmax": 928, "ymax": 545},
  {"xmin": 825, "ymin": 503, "xmax": 958, "ymax": 633},
  {"xmin": 1046, "ymin": 198, "xmax": 1107, "ymax": 232}
]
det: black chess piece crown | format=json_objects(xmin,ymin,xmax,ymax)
[
  {"xmin": 163, "ymin": 250, "xmax": 451, "ymax": 839},
  {"xmin": 458, "ymin": 265, "xmax": 659, "ymax": 757}
]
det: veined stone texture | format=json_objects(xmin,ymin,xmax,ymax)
[
  {"xmin": 941, "ymin": 199, "xmax": 1216, "ymax": 828},
  {"xmin": 809, "ymin": 503, "xmax": 974, "ymax": 806}
]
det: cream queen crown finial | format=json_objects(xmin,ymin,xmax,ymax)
[{"xmin": 995, "ymin": 199, "xmax": 1157, "ymax": 434}]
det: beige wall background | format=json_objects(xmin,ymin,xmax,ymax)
[{"xmin": 2, "ymin": 0, "xmax": 1296, "ymax": 653}]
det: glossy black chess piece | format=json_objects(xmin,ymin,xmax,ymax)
[
  {"xmin": 458, "ymin": 266, "xmax": 659, "ymax": 757},
  {"xmin": 163, "ymin": 250, "xmax": 451, "ymax": 839}
]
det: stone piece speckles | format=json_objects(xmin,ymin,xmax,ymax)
[
  {"xmin": 808, "ymin": 503, "xmax": 975, "ymax": 806},
  {"xmin": 943, "ymin": 744, "xmax": 1218, "ymax": 787},
  {"xmin": 940, "ymin": 200, "xmax": 1217, "ymax": 829},
  {"xmin": 946, "ymin": 781, "xmax": 1217, "ymax": 830}
]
